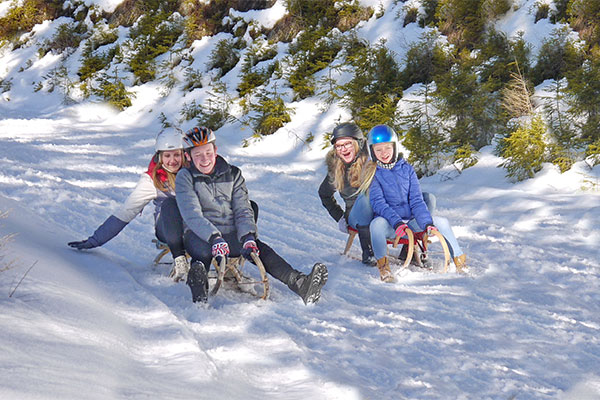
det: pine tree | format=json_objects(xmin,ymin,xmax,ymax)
[
  {"xmin": 434, "ymin": 60, "xmax": 499, "ymax": 149},
  {"xmin": 342, "ymin": 39, "xmax": 403, "ymax": 122},
  {"xmin": 565, "ymin": 49, "xmax": 600, "ymax": 143},
  {"xmin": 499, "ymin": 115, "xmax": 547, "ymax": 181},
  {"xmin": 400, "ymin": 83, "xmax": 446, "ymax": 176}
]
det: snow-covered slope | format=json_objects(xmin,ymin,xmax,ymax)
[{"xmin": 1, "ymin": 103, "xmax": 599, "ymax": 399}]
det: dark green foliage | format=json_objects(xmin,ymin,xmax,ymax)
[
  {"xmin": 477, "ymin": 30, "xmax": 531, "ymax": 92},
  {"xmin": 238, "ymin": 56, "xmax": 277, "ymax": 97},
  {"xmin": 585, "ymin": 139, "xmax": 600, "ymax": 166},
  {"xmin": 401, "ymin": 31, "xmax": 452, "ymax": 88},
  {"xmin": 78, "ymin": 33, "xmax": 120, "ymax": 81},
  {"xmin": 481, "ymin": 0, "xmax": 511, "ymax": 21},
  {"xmin": 0, "ymin": 0, "xmax": 62, "ymax": 42},
  {"xmin": 565, "ymin": 49, "xmax": 600, "ymax": 143},
  {"xmin": 249, "ymin": 91, "xmax": 293, "ymax": 135},
  {"xmin": 355, "ymin": 97, "xmax": 399, "ymax": 134},
  {"xmin": 453, "ymin": 143, "xmax": 478, "ymax": 171},
  {"xmin": 287, "ymin": 33, "xmax": 342, "ymax": 99},
  {"xmin": 43, "ymin": 22, "xmax": 87, "ymax": 56},
  {"xmin": 183, "ymin": 68, "xmax": 203, "ymax": 92},
  {"xmin": 403, "ymin": 7, "xmax": 419, "ymax": 27},
  {"xmin": 499, "ymin": 115, "xmax": 547, "ymax": 181},
  {"xmin": 434, "ymin": 62, "xmax": 499, "ymax": 148},
  {"xmin": 551, "ymin": 0, "xmax": 570, "ymax": 23},
  {"xmin": 436, "ymin": 0, "xmax": 486, "ymax": 50},
  {"xmin": 400, "ymin": 83, "xmax": 446, "ymax": 176},
  {"xmin": 532, "ymin": 27, "xmax": 583, "ymax": 85},
  {"xmin": 535, "ymin": 3, "xmax": 550, "ymax": 23},
  {"xmin": 342, "ymin": 39, "xmax": 403, "ymax": 125},
  {"xmin": 127, "ymin": 7, "xmax": 184, "ymax": 84},
  {"xmin": 194, "ymin": 82, "xmax": 234, "ymax": 130},
  {"xmin": 208, "ymin": 38, "xmax": 243, "ymax": 78},
  {"xmin": 285, "ymin": 0, "xmax": 339, "ymax": 30},
  {"xmin": 568, "ymin": 0, "xmax": 600, "ymax": 48},
  {"xmin": 419, "ymin": 0, "xmax": 439, "ymax": 27},
  {"xmin": 92, "ymin": 74, "xmax": 134, "ymax": 110}
]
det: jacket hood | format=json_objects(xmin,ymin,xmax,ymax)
[{"xmin": 146, "ymin": 156, "xmax": 168, "ymax": 183}]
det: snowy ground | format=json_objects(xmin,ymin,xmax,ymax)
[{"xmin": 1, "ymin": 99, "xmax": 599, "ymax": 399}]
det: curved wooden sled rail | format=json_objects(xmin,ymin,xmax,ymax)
[{"xmin": 211, "ymin": 253, "xmax": 270, "ymax": 300}]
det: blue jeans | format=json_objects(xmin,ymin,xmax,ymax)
[
  {"xmin": 347, "ymin": 192, "xmax": 437, "ymax": 229},
  {"xmin": 370, "ymin": 215, "xmax": 463, "ymax": 260}
]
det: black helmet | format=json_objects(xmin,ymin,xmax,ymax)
[{"xmin": 331, "ymin": 122, "xmax": 364, "ymax": 145}]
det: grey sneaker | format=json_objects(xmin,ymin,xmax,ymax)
[{"xmin": 169, "ymin": 255, "xmax": 190, "ymax": 282}]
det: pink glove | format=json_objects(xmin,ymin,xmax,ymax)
[
  {"xmin": 395, "ymin": 223, "xmax": 408, "ymax": 238},
  {"xmin": 426, "ymin": 224, "xmax": 438, "ymax": 235}
]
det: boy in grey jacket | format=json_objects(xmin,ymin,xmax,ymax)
[{"xmin": 176, "ymin": 126, "xmax": 328, "ymax": 304}]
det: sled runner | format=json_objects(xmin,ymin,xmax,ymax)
[
  {"xmin": 344, "ymin": 226, "xmax": 452, "ymax": 273},
  {"xmin": 210, "ymin": 252, "xmax": 270, "ymax": 300},
  {"xmin": 152, "ymin": 239, "xmax": 172, "ymax": 265}
]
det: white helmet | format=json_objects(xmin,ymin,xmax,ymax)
[{"xmin": 155, "ymin": 128, "xmax": 185, "ymax": 152}]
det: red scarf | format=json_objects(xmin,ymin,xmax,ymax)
[{"xmin": 146, "ymin": 156, "xmax": 168, "ymax": 183}]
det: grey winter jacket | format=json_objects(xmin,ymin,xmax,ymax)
[{"xmin": 175, "ymin": 155, "xmax": 256, "ymax": 243}]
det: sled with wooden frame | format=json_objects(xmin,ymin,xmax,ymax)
[{"xmin": 344, "ymin": 226, "xmax": 452, "ymax": 273}]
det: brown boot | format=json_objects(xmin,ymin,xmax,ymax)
[
  {"xmin": 454, "ymin": 254, "xmax": 467, "ymax": 272},
  {"xmin": 376, "ymin": 257, "xmax": 395, "ymax": 283}
]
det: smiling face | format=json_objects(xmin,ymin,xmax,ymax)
[
  {"xmin": 189, "ymin": 143, "xmax": 217, "ymax": 174},
  {"xmin": 334, "ymin": 137, "xmax": 357, "ymax": 164},
  {"xmin": 372, "ymin": 142, "xmax": 395, "ymax": 164},
  {"xmin": 160, "ymin": 149, "xmax": 183, "ymax": 173}
]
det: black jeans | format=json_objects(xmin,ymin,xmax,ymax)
[
  {"xmin": 155, "ymin": 197, "xmax": 186, "ymax": 258},
  {"xmin": 183, "ymin": 201, "xmax": 296, "ymax": 285}
]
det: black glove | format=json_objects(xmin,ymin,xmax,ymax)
[
  {"xmin": 67, "ymin": 239, "xmax": 97, "ymax": 250},
  {"xmin": 240, "ymin": 233, "xmax": 259, "ymax": 261}
]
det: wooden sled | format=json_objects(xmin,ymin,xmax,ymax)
[
  {"xmin": 344, "ymin": 226, "xmax": 452, "ymax": 273},
  {"xmin": 210, "ymin": 252, "xmax": 270, "ymax": 300},
  {"xmin": 152, "ymin": 238, "xmax": 172, "ymax": 265}
]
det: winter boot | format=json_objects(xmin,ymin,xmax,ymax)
[
  {"xmin": 376, "ymin": 257, "xmax": 395, "ymax": 283},
  {"xmin": 169, "ymin": 255, "xmax": 190, "ymax": 282},
  {"xmin": 187, "ymin": 261, "xmax": 209, "ymax": 303},
  {"xmin": 287, "ymin": 263, "xmax": 328, "ymax": 305},
  {"xmin": 356, "ymin": 225, "xmax": 376, "ymax": 266},
  {"xmin": 453, "ymin": 254, "xmax": 467, "ymax": 272}
]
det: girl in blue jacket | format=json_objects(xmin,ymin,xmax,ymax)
[{"xmin": 362, "ymin": 125, "xmax": 466, "ymax": 282}]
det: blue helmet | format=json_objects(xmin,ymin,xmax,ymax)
[{"xmin": 366, "ymin": 125, "xmax": 401, "ymax": 161}]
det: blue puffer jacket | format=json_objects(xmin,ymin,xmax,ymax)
[{"xmin": 369, "ymin": 158, "xmax": 433, "ymax": 230}]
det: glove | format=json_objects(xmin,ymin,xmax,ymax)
[
  {"xmin": 425, "ymin": 224, "xmax": 438, "ymax": 235},
  {"xmin": 68, "ymin": 239, "xmax": 97, "ymax": 250},
  {"xmin": 211, "ymin": 236, "xmax": 230, "ymax": 262},
  {"xmin": 241, "ymin": 239, "xmax": 260, "ymax": 261},
  {"xmin": 338, "ymin": 217, "xmax": 348, "ymax": 233},
  {"xmin": 394, "ymin": 223, "xmax": 408, "ymax": 238}
]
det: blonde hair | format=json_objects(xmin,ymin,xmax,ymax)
[
  {"xmin": 358, "ymin": 161, "xmax": 377, "ymax": 194},
  {"xmin": 152, "ymin": 149, "xmax": 186, "ymax": 192},
  {"xmin": 332, "ymin": 141, "xmax": 367, "ymax": 191}
]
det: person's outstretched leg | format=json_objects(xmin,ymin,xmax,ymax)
[{"xmin": 255, "ymin": 239, "xmax": 328, "ymax": 304}]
